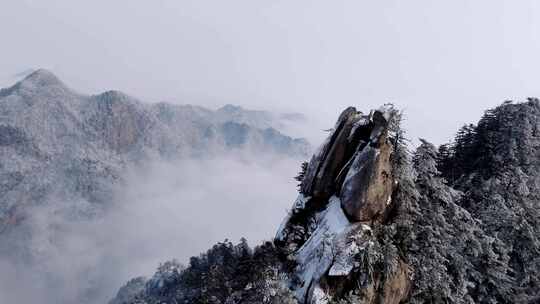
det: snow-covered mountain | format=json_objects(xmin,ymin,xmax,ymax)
[
  {"xmin": 0, "ymin": 69, "xmax": 310, "ymax": 232},
  {"xmin": 113, "ymin": 101, "xmax": 540, "ymax": 303},
  {"xmin": 0, "ymin": 69, "xmax": 314, "ymax": 303}
]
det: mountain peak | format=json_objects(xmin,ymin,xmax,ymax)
[
  {"xmin": 0, "ymin": 69, "xmax": 71, "ymax": 98},
  {"xmin": 218, "ymin": 104, "xmax": 243, "ymax": 112},
  {"xmin": 18, "ymin": 69, "xmax": 66, "ymax": 89}
]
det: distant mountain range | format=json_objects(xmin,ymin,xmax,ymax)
[{"xmin": 0, "ymin": 69, "xmax": 310, "ymax": 244}]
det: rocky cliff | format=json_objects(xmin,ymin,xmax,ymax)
[
  {"xmin": 274, "ymin": 105, "xmax": 408, "ymax": 304},
  {"xmin": 114, "ymin": 101, "xmax": 540, "ymax": 303}
]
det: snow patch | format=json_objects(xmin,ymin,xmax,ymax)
[
  {"xmin": 275, "ymin": 194, "xmax": 311, "ymax": 242},
  {"xmin": 347, "ymin": 115, "xmax": 370, "ymax": 142},
  {"xmin": 377, "ymin": 104, "xmax": 394, "ymax": 122},
  {"xmin": 328, "ymin": 224, "xmax": 372, "ymax": 277},
  {"xmin": 293, "ymin": 196, "xmax": 350, "ymax": 301}
]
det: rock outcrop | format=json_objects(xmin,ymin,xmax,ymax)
[
  {"xmin": 276, "ymin": 105, "xmax": 409, "ymax": 304},
  {"xmin": 111, "ymin": 100, "xmax": 540, "ymax": 304}
]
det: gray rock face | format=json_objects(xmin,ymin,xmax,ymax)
[
  {"xmin": 298, "ymin": 106, "xmax": 395, "ymax": 224},
  {"xmin": 339, "ymin": 111, "xmax": 394, "ymax": 222},
  {"xmin": 300, "ymin": 107, "xmax": 359, "ymax": 199},
  {"xmin": 276, "ymin": 105, "xmax": 408, "ymax": 304},
  {"xmin": 340, "ymin": 143, "xmax": 393, "ymax": 222}
]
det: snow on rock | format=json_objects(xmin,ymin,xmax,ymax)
[
  {"xmin": 275, "ymin": 194, "xmax": 311, "ymax": 242},
  {"xmin": 144, "ymin": 260, "xmax": 183, "ymax": 296},
  {"xmin": 310, "ymin": 285, "xmax": 331, "ymax": 304},
  {"xmin": 347, "ymin": 114, "xmax": 369, "ymax": 142},
  {"xmin": 275, "ymin": 106, "xmax": 408, "ymax": 304},
  {"xmin": 328, "ymin": 224, "xmax": 372, "ymax": 277},
  {"xmin": 293, "ymin": 196, "xmax": 350, "ymax": 302},
  {"xmin": 291, "ymin": 196, "xmax": 378, "ymax": 303}
]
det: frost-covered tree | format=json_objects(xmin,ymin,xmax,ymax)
[
  {"xmin": 294, "ymin": 161, "xmax": 309, "ymax": 188},
  {"xmin": 413, "ymin": 139, "xmax": 440, "ymax": 180}
]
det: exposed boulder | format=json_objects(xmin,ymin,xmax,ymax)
[
  {"xmin": 300, "ymin": 107, "xmax": 360, "ymax": 199},
  {"xmin": 298, "ymin": 105, "xmax": 395, "ymax": 222},
  {"xmin": 276, "ymin": 105, "xmax": 408, "ymax": 304},
  {"xmin": 340, "ymin": 139, "xmax": 393, "ymax": 222},
  {"xmin": 339, "ymin": 106, "xmax": 394, "ymax": 222}
]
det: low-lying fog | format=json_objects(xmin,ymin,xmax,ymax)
[{"xmin": 0, "ymin": 152, "xmax": 306, "ymax": 304}]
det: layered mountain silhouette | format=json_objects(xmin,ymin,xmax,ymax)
[
  {"xmin": 3, "ymin": 69, "xmax": 540, "ymax": 303},
  {"xmin": 0, "ymin": 69, "xmax": 310, "ymax": 233}
]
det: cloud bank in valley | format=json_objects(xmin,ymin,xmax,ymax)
[{"xmin": 0, "ymin": 152, "xmax": 305, "ymax": 304}]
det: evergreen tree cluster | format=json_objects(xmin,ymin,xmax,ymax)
[
  {"xmin": 294, "ymin": 161, "xmax": 309, "ymax": 188},
  {"xmin": 400, "ymin": 140, "xmax": 515, "ymax": 303},
  {"xmin": 436, "ymin": 100, "xmax": 538, "ymax": 183},
  {"xmin": 121, "ymin": 239, "xmax": 294, "ymax": 304},
  {"xmin": 409, "ymin": 99, "xmax": 540, "ymax": 302}
]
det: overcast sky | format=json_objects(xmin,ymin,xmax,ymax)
[{"xmin": 2, "ymin": 0, "xmax": 540, "ymax": 144}]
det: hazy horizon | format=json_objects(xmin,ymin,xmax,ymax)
[
  {"xmin": 4, "ymin": 1, "xmax": 540, "ymax": 145},
  {"xmin": 2, "ymin": 1, "xmax": 540, "ymax": 303}
]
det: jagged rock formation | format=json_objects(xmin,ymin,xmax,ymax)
[
  {"xmin": 113, "ymin": 100, "xmax": 540, "ymax": 304},
  {"xmin": 275, "ymin": 105, "xmax": 409, "ymax": 304}
]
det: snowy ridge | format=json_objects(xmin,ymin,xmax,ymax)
[{"xmin": 0, "ymin": 69, "xmax": 311, "ymax": 227}]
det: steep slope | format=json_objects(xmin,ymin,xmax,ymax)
[
  {"xmin": 434, "ymin": 100, "xmax": 540, "ymax": 302},
  {"xmin": 114, "ymin": 101, "xmax": 540, "ymax": 304}
]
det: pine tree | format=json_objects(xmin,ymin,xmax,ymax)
[
  {"xmin": 437, "ymin": 143, "xmax": 455, "ymax": 182},
  {"xmin": 448, "ymin": 123, "xmax": 478, "ymax": 180},
  {"xmin": 413, "ymin": 139, "xmax": 440, "ymax": 182},
  {"xmin": 294, "ymin": 161, "xmax": 309, "ymax": 188},
  {"xmin": 387, "ymin": 108, "xmax": 411, "ymax": 178}
]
